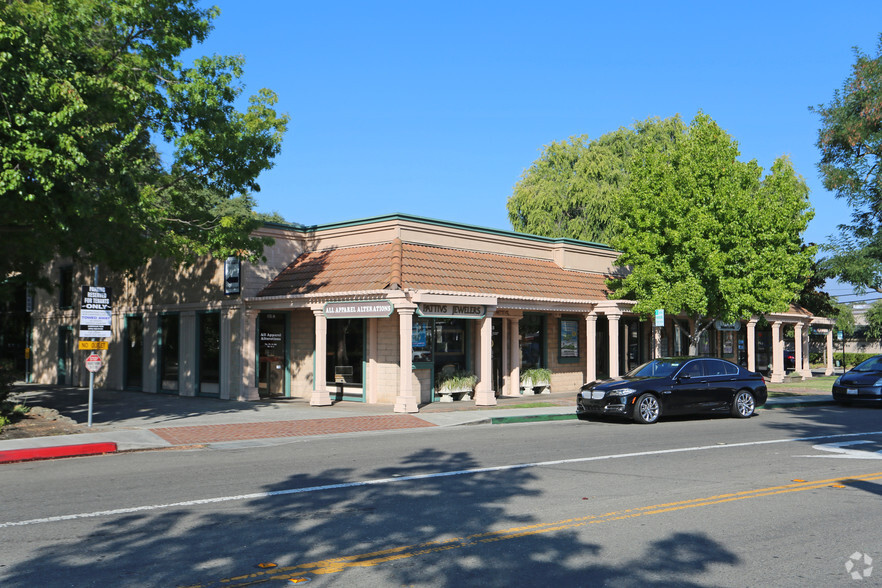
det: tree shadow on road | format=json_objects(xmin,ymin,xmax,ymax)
[{"xmin": 1, "ymin": 447, "xmax": 739, "ymax": 587}]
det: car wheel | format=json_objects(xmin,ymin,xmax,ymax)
[
  {"xmin": 633, "ymin": 393, "xmax": 660, "ymax": 424},
  {"xmin": 731, "ymin": 390, "xmax": 756, "ymax": 418}
]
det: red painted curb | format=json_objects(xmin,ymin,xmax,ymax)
[{"xmin": 0, "ymin": 442, "xmax": 118, "ymax": 464}]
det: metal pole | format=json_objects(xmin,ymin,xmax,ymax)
[{"xmin": 88, "ymin": 264, "xmax": 98, "ymax": 427}]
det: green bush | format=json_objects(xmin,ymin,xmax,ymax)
[{"xmin": 835, "ymin": 352, "xmax": 877, "ymax": 369}]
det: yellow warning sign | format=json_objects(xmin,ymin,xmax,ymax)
[{"xmin": 79, "ymin": 341, "xmax": 109, "ymax": 350}]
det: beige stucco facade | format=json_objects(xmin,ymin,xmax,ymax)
[{"xmin": 27, "ymin": 214, "xmax": 835, "ymax": 410}]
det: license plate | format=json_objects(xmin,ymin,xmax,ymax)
[
  {"xmin": 592, "ymin": 391, "xmax": 605, "ymax": 400},
  {"xmin": 847, "ymin": 388, "xmax": 858, "ymax": 395}
]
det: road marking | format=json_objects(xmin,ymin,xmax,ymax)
[
  {"xmin": 800, "ymin": 440, "xmax": 882, "ymax": 459},
  {"xmin": 190, "ymin": 471, "xmax": 882, "ymax": 587},
  {"xmin": 4, "ymin": 429, "xmax": 882, "ymax": 529}
]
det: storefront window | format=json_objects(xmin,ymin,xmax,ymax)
[
  {"xmin": 434, "ymin": 318, "xmax": 467, "ymax": 373},
  {"xmin": 327, "ymin": 318, "xmax": 364, "ymax": 386},
  {"xmin": 159, "ymin": 314, "xmax": 179, "ymax": 393},
  {"xmin": 520, "ymin": 314, "xmax": 545, "ymax": 370},
  {"xmin": 259, "ymin": 313, "xmax": 286, "ymax": 397},
  {"xmin": 412, "ymin": 318, "xmax": 433, "ymax": 364},
  {"xmin": 198, "ymin": 312, "xmax": 221, "ymax": 396}
]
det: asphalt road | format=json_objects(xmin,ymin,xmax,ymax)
[{"xmin": 2, "ymin": 404, "xmax": 882, "ymax": 587}]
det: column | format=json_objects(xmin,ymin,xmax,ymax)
[
  {"xmin": 608, "ymin": 312, "xmax": 621, "ymax": 378},
  {"xmin": 746, "ymin": 319, "xmax": 757, "ymax": 373},
  {"xmin": 310, "ymin": 308, "xmax": 331, "ymax": 406},
  {"xmin": 143, "ymin": 312, "xmax": 159, "ymax": 393},
  {"xmin": 585, "ymin": 312, "xmax": 597, "ymax": 383},
  {"xmin": 474, "ymin": 307, "xmax": 497, "ymax": 406},
  {"xmin": 394, "ymin": 307, "xmax": 418, "ymax": 413},
  {"xmin": 180, "ymin": 310, "xmax": 197, "ymax": 397},
  {"xmin": 771, "ymin": 320, "xmax": 785, "ymax": 383},
  {"xmin": 507, "ymin": 314, "xmax": 522, "ymax": 396},
  {"xmin": 825, "ymin": 329, "xmax": 834, "ymax": 376},
  {"xmin": 239, "ymin": 308, "xmax": 259, "ymax": 401},
  {"xmin": 801, "ymin": 322, "xmax": 812, "ymax": 379},
  {"xmin": 794, "ymin": 322, "xmax": 810, "ymax": 379}
]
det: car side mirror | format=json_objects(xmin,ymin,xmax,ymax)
[{"xmin": 677, "ymin": 373, "xmax": 691, "ymax": 381}]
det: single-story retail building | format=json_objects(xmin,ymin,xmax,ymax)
[{"xmin": 28, "ymin": 214, "xmax": 836, "ymax": 411}]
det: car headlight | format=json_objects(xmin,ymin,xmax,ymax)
[
  {"xmin": 834, "ymin": 376, "xmax": 841, "ymax": 386},
  {"xmin": 874, "ymin": 378, "xmax": 882, "ymax": 387},
  {"xmin": 608, "ymin": 388, "xmax": 637, "ymax": 397}
]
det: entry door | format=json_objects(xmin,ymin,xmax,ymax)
[
  {"xmin": 57, "ymin": 327, "xmax": 72, "ymax": 385},
  {"xmin": 258, "ymin": 313, "xmax": 287, "ymax": 398}
]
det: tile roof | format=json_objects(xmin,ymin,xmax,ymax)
[{"xmin": 257, "ymin": 241, "xmax": 610, "ymax": 301}]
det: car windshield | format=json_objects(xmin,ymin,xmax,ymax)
[
  {"xmin": 625, "ymin": 359, "xmax": 685, "ymax": 378},
  {"xmin": 852, "ymin": 356, "xmax": 882, "ymax": 372}
]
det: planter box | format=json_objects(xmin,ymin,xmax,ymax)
[
  {"xmin": 436, "ymin": 386, "xmax": 473, "ymax": 402},
  {"xmin": 520, "ymin": 378, "xmax": 551, "ymax": 395}
]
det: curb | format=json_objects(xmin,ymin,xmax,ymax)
[
  {"xmin": 490, "ymin": 414, "xmax": 578, "ymax": 425},
  {"xmin": 0, "ymin": 442, "xmax": 118, "ymax": 464}
]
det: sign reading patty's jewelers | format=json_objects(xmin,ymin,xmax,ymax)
[
  {"xmin": 417, "ymin": 302, "xmax": 485, "ymax": 319},
  {"xmin": 324, "ymin": 300, "xmax": 393, "ymax": 319}
]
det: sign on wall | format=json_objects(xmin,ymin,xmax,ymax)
[
  {"xmin": 80, "ymin": 286, "xmax": 113, "ymax": 339},
  {"xmin": 324, "ymin": 300, "xmax": 393, "ymax": 319},
  {"xmin": 416, "ymin": 302, "xmax": 485, "ymax": 319}
]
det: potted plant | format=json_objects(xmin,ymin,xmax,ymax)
[
  {"xmin": 521, "ymin": 367, "xmax": 552, "ymax": 394},
  {"xmin": 435, "ymin": 371, "xmax": 477, "ymax": 402}
]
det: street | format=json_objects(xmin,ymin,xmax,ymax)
[{"xmin": 2, "ymin": 405, "xmax": 882, "ymax": 587}]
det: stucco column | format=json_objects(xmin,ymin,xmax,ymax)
[
  {"xmin": 506, "ymin": 314, "xmax": 522, "ymax": 397},
  {"xmin": 585, "ymin": 312, "xmax": 597, "ymax": 383},
  {"xmin": 607, "ymin": 311, "xmax": 621, "ymax": 378},
  {"xmin": 143, "ymin": 312, "xmax": 159, "ymax": 393},
  {"xmin": 771, "ymin": 320, "xmax": 785, "ymax": 383},
  {"xmin": 475, "ymin": 307, "xmax": 498, "ymax": 406},
  {"xmin": 394, "ymin": 307, "xmax": 419, "ymax": 413},
  {"xmin": 746, "ymin": 319, "xmax": 757, "ymax": 373},
  {"xmin": 795, "ymin": 322, "xmax": 811, "ymax": 379},
  {"xmin": 239, "ymin": 308, "xmax": 259, "ymax": 401},
  {"xmin": 826, "ymin": 329, "xmax": 834, "ymax": 376},
  {"xmin": 311, "ymin": 308, "xmax": 332, "ymax": 406},
  {"xmin": 180, "ymin": 310, "xmax": 197, "ymax": 397}
]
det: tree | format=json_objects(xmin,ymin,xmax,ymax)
[
  {"xmin": 0, "ymin": 0, "xmax": 288, "ymax": 292},
  {"xmin": 814, "ymin": 34, "xmax": 882, "ymax": 293},
  {"xmin": 864, "ymin": 300, "xmax": 882, "ymax": 341},
  {"xmin": 507, "ymin": 116, "xmax": 686, "ymax": 243},
  {"xmin": 608, "ymin": 112, "xmax": 815, "ymax": 353}
]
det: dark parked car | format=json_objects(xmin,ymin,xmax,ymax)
[
  {"xmin": 576, "ymin": 357, "xmax": 768, "ymax": 424},
  {"xmin": 832, "ymin": 355, "xmax": 882, "ymax": 405}
]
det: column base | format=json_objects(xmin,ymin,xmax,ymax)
[
  {"xmin": 770, "ymin": 371, "xmax": 785, "ymax": 384},
  {"xmin": 239, "ymin": 386, "xmax": 260, "ymax": 402},
  {"xmin": 394, "ymin": 395, "xmax": 419, "ymax": 413},
  {"xmin": 310, "ymin": 389, "xmax": 332, "ymax": 406},
  {"xmin": 474, "ymin": 389, "xmax": 497, "ymax": 406}
]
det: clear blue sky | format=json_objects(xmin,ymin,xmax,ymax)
[{"xmin": 191, "ymin": 1, "xmax": 881, "ymax": 300}]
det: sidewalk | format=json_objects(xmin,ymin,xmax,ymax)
[{"xmin": 0, "ymin": 384, "xmax": 835, "ymax": 463}]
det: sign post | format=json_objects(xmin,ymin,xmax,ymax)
[{"xmin": 80, "ymin": 284, "xmax": 112, "ymax": 427}]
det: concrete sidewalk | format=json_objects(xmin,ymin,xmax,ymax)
[{"xmin": 0, "ymin": 384, "xmax": 836, "ymax": 463}]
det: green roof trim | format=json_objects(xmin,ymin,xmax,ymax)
[{"xmin": 263, "ymin": 213, "xmax": 615, "ymax": 251}]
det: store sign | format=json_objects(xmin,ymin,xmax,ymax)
[
  {"xmin": 714, "ymin": 320, "xmax": 741, "ymax": 332},
  {"xmin": 80, "ymin": 286, "xmax": 113, "ymax": 339},
  {"xmin": 417, "ymin": 302, "xmax": 485, "ymax": 319},
  {"xmin": 324, "ymin": 300, "xmax": 393, "ymax": 318}
]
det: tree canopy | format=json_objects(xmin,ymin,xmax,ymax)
[
  {"xmin": 506, "ymin": 116, "xmax": 685, "ymax": 244},
  {"xmin": 0, "ymin": 0, "xmax": 288, "ymax": 291},
  {"xmin": 814, "ymin": 34, "xmax": 882, "ymax": 293},
  {"xmin": 608, "ymin": 112, "xmax": 815, "ymax": 351}
]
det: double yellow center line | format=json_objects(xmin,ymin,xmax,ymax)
[{"xmin": 193, "ymin": 471, "xmax": 882, "ymax": 587}]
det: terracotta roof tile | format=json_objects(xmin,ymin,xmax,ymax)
[{"xmin": 258, "ymin": 242, "xmax": 610, "ymax": 301}]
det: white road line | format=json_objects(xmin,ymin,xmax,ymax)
[{"xmin": 4, "ymin": 429, "xmax": 882, "ymax": 529}]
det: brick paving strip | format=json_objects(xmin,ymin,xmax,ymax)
[{"xmin": 149, "ymin": 415, "xmax": 437, "ymax": 445}]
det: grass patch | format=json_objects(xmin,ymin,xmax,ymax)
[
  {"xmin": 502, "ymin": 402, "xmax": 559, "ymax": 409},
  {"xmin": 766, "ymin": 375, "xmax": 836, "ymax": 394}
]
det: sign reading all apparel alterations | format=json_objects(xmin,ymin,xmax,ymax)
[{"xmin": 80, "ymin": 286, "xmax": 113, "ymax": 339}]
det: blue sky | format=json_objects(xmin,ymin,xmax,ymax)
[{"xmin": 190, "ymin": 1, "xmax": 881, "ymax": 300}]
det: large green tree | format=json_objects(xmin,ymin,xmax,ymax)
[
  {"xmin": 0, "ymin": 0, "xmax": 288, "ymax": 292},
  {"xmin": 608, "ymin": 112, "xmax": 815, "ymax": 352},
  {"xmin": 814, "ymin": 34, "xmax": 882, "ymax": 293},
  {"xmin": 507, "ymin": 116, "xmax": 686, "ymax": 244}
]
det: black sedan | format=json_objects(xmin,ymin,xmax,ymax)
[
  {"xmin": 576, "ymin": 357, "xmax": 767, "ymax": 424},
  {"xmin": 832, "ymin": 355, "xmax": 882, "ymax": 405}
]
